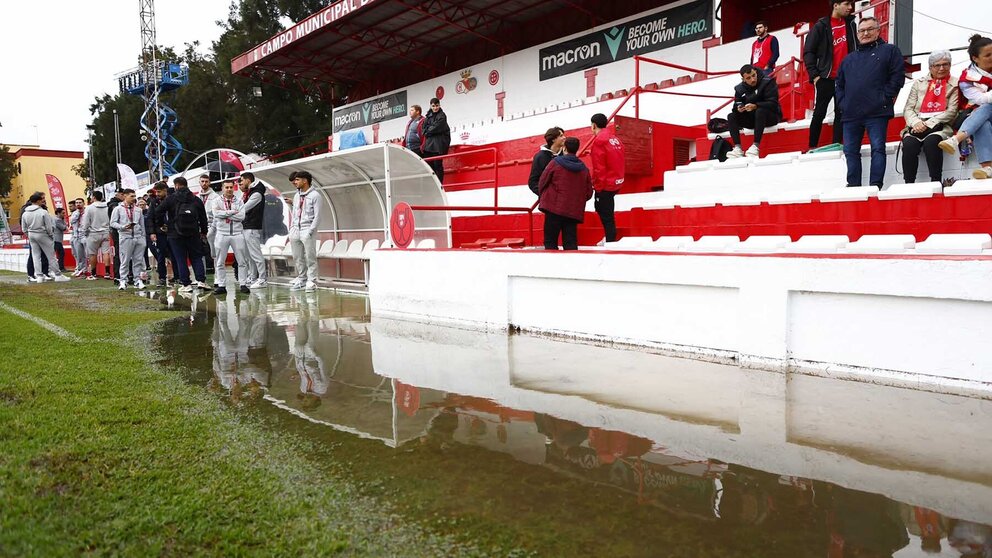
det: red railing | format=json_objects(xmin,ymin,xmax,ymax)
[
  {"xmin": 424, "ymin": 147, "xmax": 500, "ymax": 212},
  {"xmin": 411, "ymin": 204, "xmax": 536, "ymax": 246}
]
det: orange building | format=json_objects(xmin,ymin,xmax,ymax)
[{"xmin": 1, "ymin": 144, "xmax": 87, "ymax": 229}]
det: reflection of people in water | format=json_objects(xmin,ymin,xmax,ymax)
[
  {"xmin": 948, "ymin": 519, "xmax": 992, "ymax": 558},
  {"xmin": 239, "ymin": 292, "xmax": 272, "ymax": 392},
  {"xmin": 210, "ymin": 293, "xmax": 247, "ymax": 403},
  {"xmin": 899, "ymin": 504, "xmax": 949, "ymax": 554},
  {"xmin": 826, "ymin": 485, "xmax": 909, "ymax": 557},
  {"xmin": 292, "ymin": 298, "xmax": 326, "ymax": 411}
]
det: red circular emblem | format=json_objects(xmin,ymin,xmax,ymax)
[
  {"xmin": 390, "ymin": 202, "xmax": 415, "ymax": 249},
  {"xmin": 488, "ymin": 70, "xmax": 500, "ymax": 86},
  {"xmin": 435, "ymin": 86, "xmax": 445, "ymax": 100}
]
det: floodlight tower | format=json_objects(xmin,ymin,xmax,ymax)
[{"xmin": 116, "ymin": 0, "xmax": 188, "ymax": 181}]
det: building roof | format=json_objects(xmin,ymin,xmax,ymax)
[{"xmin": 232, "ymin": 0, "xmax": 667, "ymax": 103}]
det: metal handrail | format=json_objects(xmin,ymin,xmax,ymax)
[
  {"xmin": 423, "ymin": 147, "xmax": 500, "ymax": 214},
  {"xmin": 410, "ymin": 204, "xmax": 536, "ymax": 246}
]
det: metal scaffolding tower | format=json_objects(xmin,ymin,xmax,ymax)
[{"xmin": 117, "ymin": 0, "xmax": 188, "ymax": 181}]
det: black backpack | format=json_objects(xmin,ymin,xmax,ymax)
[
  {"xmin": 709, "ymin": 135, "xmax": 733, "ymax": 162},
  {"xmin": 174, "ymin": 197, "xmax": 199, "ymax": 237}
]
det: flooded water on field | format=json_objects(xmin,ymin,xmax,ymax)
[{"xmin": 147, "ymin": 288, "xmax": 992, "ymax": 557}]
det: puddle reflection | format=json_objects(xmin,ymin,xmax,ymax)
[{"xmin": 154, "ymin": 289, "xmax": 992, "ymax": 557}]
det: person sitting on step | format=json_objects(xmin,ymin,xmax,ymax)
[{"xmin": 726, "ymin": 64, "xmax": 782, "ymax": 159}]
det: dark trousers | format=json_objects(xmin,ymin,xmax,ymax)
[
  {"xmin": 26, "ymin": 246, "xmax": 49, "ymax": 277},
  {"xmin": 53, "ymin": 242, "xmax": 65, "ymax": 271},
  {"xmin": 594, "ymin": 190, "xmax": 617, "ymax": 243},
  {"xmin": 423, "ymin": 151, "xmax": 445, "ymax": 183},
  {"xmin": 167, "ymin": 235, "xmax": 206, "ymax": 286},
  {"xmin": 727, "ymin": 108, "xmax": 780, "ymax": 147},
  {"xmin": 809, "ymin": 78, "xmax": 843, "ymax": 148},
  {"xmin": 111, "ymin": 229, "xmax": 121, "ymax": 277},
  {"xmin": 843, "ymin": 117, "xmax": 889, "ymax": 187},
  {"xmin": 901, "ymin": 133, "xmax": 945, "ymax": 183},
  {"xmin": 543, "ymin": 212, "xmax": 579, "ymax": 251}
]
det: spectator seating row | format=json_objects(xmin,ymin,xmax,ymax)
[
  {"xmin": 595, "ymin": 233, "xmax": 992, "ymax": 255},
  {"xmin": 262, "ymin": 237, "xmax": 437, "ymax": 284}
]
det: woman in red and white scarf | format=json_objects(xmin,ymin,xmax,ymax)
[
  {"xmin": 901, "ymin": 49, "xmax": 958, "ymax": 183},
  {"xmin": 939, "ymin": 35, "xmax": 992, "ymax": 179}
]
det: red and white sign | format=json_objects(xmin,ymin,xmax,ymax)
[
  {"xmin": 390, "ymin": 202, "xmax": 415, "ymax": 249},
  {"xmin": 435, "ymin": 86, "xmax": 445, "ymax": 100},
  {"xmin": 488, "ymin": 70, "xmax": 500, "ymax": 86},
  {"xmin": 232, "ymin": 0, "xmax": 379, "ymax": 73},
  {"xmin": 44, "ymin": 174, "xmax": 67, "ymax": 210},
  {"xmin": 394, "ymin": 381, "xmax": 421, "ymax": 417}
]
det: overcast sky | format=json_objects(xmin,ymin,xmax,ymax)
[{"xmin": 1, "ymin": 0, "xmax": 990, "ymax": 152}]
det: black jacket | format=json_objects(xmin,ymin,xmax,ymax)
[
  {"xmin": 836, "ymin": 39, "xmax": 905, "ymax": 122},
  {"xmin": 422, "ymin": 108, "xmax": 451, "ymax": 154},
  {"xmin": 528, "ymin": 148, "xmax": 556, "ymax": 195},
  {"xmin": 153, "ymin": 188, "xmax": 208, "ymax": 238},
  {"xmin": 147, "ymin": 195, "xmax": 169, "ymax": 235},
  {"xmin": 802, "ymin": 15, "xmax": 857, "ymax": 83},
  {"xmin": 243, "ymin": 183, "xmax": 266, "ymax": 230},
  {"xmin": 733, "ymin": 75, "xmax": 783, "ymax": 121}
]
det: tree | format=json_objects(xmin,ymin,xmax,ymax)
[{"xmin": 0, "ymin": 145, "xmax": 16, "ymax": 199}]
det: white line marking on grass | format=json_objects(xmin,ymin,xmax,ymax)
[{"xmin": 0, "ymin": 301, "xmax": 83, "ymax": 343}]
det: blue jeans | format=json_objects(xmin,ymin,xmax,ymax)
[
  {"xmin": 167, "ymin": 235, "xmax": 206, "ymax": 286},
  {"xmin": 961, "ymin": 103, "xmax": 992, "ymax": 163},
  {"xmin": 843, "ymin": 117, "xmax": 889, "ymax": 186}
]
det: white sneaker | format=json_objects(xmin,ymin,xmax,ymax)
[
  {"xmin": 938, "ymin": 136, "xmax": 959, "ymax": 155},
  {"xmin": 195, "ymin": 281, "xmax": 211, "ymax": 290},
  {"xmin": 27, "ymin": 275, "xmax": 40, "ymax": 283},
  {"xmin": 118, "ymin": 281, "xmax": 128, "ymax": 290},
  {"xmin": 41, "ymin": 275, "xmax": 54, "ymax": 282},
  {"xmin": 135, "ymin": 280, "xmax": 145, "ymax": 290},
  {"xmin": 53, "ymin": 275, "xmax": 70, "ymax": 283},
  {"xmin": 745, "ymin": 144, "xmax": 760, "ymax": 158},
  {"xmin": 725, "ymin": 145, "xmax": 744, "ymax": 159},
  {"xmin": 973, "ymin": 166, "xmax": 992, "ymax": 180},
  {"xmin": 178, "ymin": 284, "xmax": 194, "ymax": 293},
  {"xmin": 289, "ymin": 278, "xmax": 306, "ymax": 290},
  {"xmin": 249, "ymin": 279, "xmax": 268, "ymax": 289},
  {"xmin": 304, "ymin": 281, "xmax": 316, "ymax": 292},
  {"xmin": 71, "ymin": 269, "xmax": 83, "ymax": 277}
]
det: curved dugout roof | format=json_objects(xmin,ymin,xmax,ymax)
[{"xmin": 251, "ymin": 143, "xmax": 450, "ymax": 247}]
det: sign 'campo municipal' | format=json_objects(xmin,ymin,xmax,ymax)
[
  {"xmin": 333, "ymin": 91, "xmax": 408, "ymax": 132},
  {"xmin": 538, "ymin": 0, "xmax": 712, "ymax": 81}
]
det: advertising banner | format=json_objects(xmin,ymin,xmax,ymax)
[
  {"xmin": 538, "ymin": 0, "xmax": 712, "ymax": 81},
  {"xmin": 44, "ymin": 174, "xmax": 67, "ymax": 210},
  {"xmin": 332, "ymin": 91, "xmax": 408, "ymax": 133}
]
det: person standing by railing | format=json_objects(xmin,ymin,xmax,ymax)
[
  {"xmin": 803, "ymin": 0, "xmax": 857, "ymax": 150},
  {"xmin": 751, "ymin": 21, "xmax": 780, "ymax": 74},
  {"xmin": 528, "ymin": 127, "xmax": 565, "ymax": 195},
  {"xmin": 836, "ymin": 16, "xmax": 905, "ymax": 188},
  {"xmin": 589, "ymin": 113, "xmax": 625, "ymax": 243},
  {"xmin": 422, "ymin": 98, "xmax": 451, "ymax": 184}
]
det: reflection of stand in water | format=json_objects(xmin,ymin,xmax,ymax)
[{"xmin": 292, "ymin": 296, "xmax": 327, "ymax": 411}]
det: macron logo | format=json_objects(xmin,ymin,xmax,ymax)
[{"xmin": 604, "ymin": 27, "xmax": 625, "ymax": 60}]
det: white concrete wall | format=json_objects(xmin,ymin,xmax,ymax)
[{"xmin": 369, "ymin": 249, "xmax": 992, "ymax": 386}]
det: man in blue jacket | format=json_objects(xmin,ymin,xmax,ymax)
[{"xmin": 836, "ymin": 17, "xmax": 905, "ymax": 187}]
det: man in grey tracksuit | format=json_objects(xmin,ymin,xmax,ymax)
[
  {"xmin": 288, "ymin": 170, "xmax": 322, "ymax": 292},
  {"xmin": 194, "ymin": 174, "xmax": 220, "ymax": 273},
  {"xmin": 82, "ymin": 190, "xmax": 113, "ymax": 280},
  {"xmin": 210, "ymin": 179, "xmax": 248, "ymax": 295},
  {"xmin": 110, "ymin": 189, "xmax": 147, "ymax": 290},
  {"xmin": 21, "ymin": 192, "xmax": 68, "ymax": 282},
  {"xmin": 69, "ymin": 198, "xmax": 87, "ymax": 275},
  {"xmin": 239, "ymin": 172, "xmax": 267, "ymax": 289}
]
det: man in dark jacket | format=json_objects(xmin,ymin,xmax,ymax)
[
  {"xmin": 421, "ymin": 97, "xmax": 451, "ymax": 183},
  {"xmin": 802, "ymin": 0, "xmax": 857, "ymax": 149},
  {"xmin": 836, "ymin": 17, "xmax": 905, "ymax": 187},
  {"xmin": 725, "ymin": 65, "xmax": 783, "ymax": 159},
  {"xmin": 154, "ymin": 176, "xmax": 209, "ymax": 292},
  {"xmin": 538, "ymin": 137, "xmax": 593, "ymax": 251},
  {"xmin": 148, "ymin": 182, "xmax": 177, "ymax": 286},
  {"xmin": 528, "ymin": 127, "xmax": 565, "ymax": 195}
]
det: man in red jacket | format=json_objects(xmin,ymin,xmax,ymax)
[
  {"xmin": 589, "ymin": 113, "xmax": 625, "ymax": 243},
  {"xmin": 538, "ymin": 137, "xmax": 593, "ymax": 250}
]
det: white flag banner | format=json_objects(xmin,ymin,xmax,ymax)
[{"xmin": 117, "ymin": 164, "xmax": 139, "ymax": 190}]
